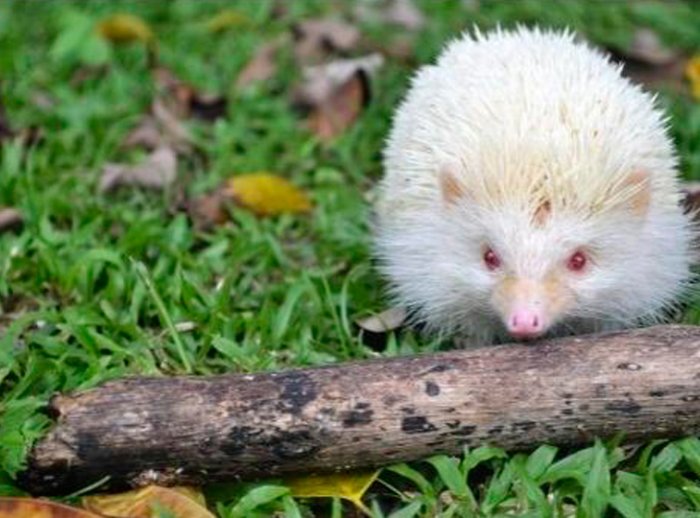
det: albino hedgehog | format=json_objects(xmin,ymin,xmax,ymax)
[{"xmin": 375, "ymin": 27, "xmax": 694, "ymax": 346}]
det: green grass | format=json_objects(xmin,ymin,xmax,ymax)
[{"xmin": 1, "ymin": 0, "xmax": 700, "ymax": 516}]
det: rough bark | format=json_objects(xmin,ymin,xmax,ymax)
[{"xmin": 19, "ymin": 324, "xmax": 700, "ymax": 495}]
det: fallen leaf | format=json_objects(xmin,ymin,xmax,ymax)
[
  {"xmin": 228, "ymin": 173, "xmax": 312, "ymax": 216},
  {"xmin": 187, "ymin": 189, "xmax": 232, "ymax": 230},
  {"xmin": 153, "ymin": 67, "xmax": 227, "ymax": 121},
  {"xmin": 83, "ymin": 485, "xmax": 214, "ymax": 518},
  {"xmin": 235, "ymin": 41, "xmax": 281, "ymax": 90},
  {"xmin": 151, "ymin": 99, "xmax": 195, "ymax": 149},
  {"xmin": 608, "ymin": 31, "xmax": 687, "ymax": 93},
  {"xmin": 285, "ymin": 469, "xmax": 380, "ymax": 515},
  {"xmin": 383, "ymin": 0, "xmax": 425, "ymax": 31},
  {"xmin": 307, "ymin": 69, "xmax": 370, "ymax": 141},
  {"xmin": 99, "ymin": 146, "xmax": 177, "ymax": 193},
  {"xmin": 295, "ymin": 53, "xmax": 383, "ymax": 107},
  {"xmin": 0, "ymin": 497, "xmax": 100, "ymax": 518},
  {"xmin": 122, "ymin": 116, "xmax": 163, "ymax": 150},
  {"xmin": 204, "ymin": 9, "xmax": 249, "ymax": 33},
  {"xmin": 682, "ymin": 182, "xmax": 700, "ymax": 215},
  {"xmin": 623, "ymin": 28, "xmax": 678, "ymax": 66},
  {"xmin": 292, "ymin": 18, "xmax": 360, "ymax": 64},
  {"xmin": 356, "ymin": 307, "xmax": 407, "ymax": 334},
  {"xmin": 686, "ymin": 55, "xmax": 700, "ymax": 100},
  {"xmin": 97, "ymin": 13, "xmax": 154, "ymax": 44},
  {"xmin": 0, "ymin": 208, "xmax": 23, "ymax": 234}
]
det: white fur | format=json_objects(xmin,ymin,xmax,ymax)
[{"xmin": 375, "ymin": 27, "xmax": 694, "ymax": 346}]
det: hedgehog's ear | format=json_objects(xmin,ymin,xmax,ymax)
[
  {"xmin": 621, "ymin": 170, "xmax": 651, "ymax": 217},
  {"xmin": 439, "ymin": 163, "xmax": 467, "ymax": 205}
]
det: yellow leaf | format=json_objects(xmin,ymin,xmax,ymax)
[
  {"xmin": 97, "ymin": 13, "xmax": 154, "ymax": 44},
  {"xmin": 82, "ymin": 485, "xmax": 214, "ymax": 518},
  {"xmin": 228, "ymin": 173, "xmax": 312, "ymax": 216},
  {"xmin": 204, "ymin": 9, "xmax": 249, "ymax": 33},
  {"xmin": 285, "ymin": 469, "xmax": 380, "ymax": 515},
  {"xmin": 0, "ymin": 497, "xmax": 100, "ymax": 518},
  {"xmin": 686, "ymin": 56, "xmax": 700, "ymax": 100}
]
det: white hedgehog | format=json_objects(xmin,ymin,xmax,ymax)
[{"xmin": 375, "ymin": 27, "xmax": 695, "ymax": 346}]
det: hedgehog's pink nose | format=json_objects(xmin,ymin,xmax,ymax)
[{"xmin": 507, "ymin": 308, "xmax": 544, "ymax": 340}]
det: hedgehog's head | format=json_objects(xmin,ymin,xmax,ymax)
[{"xmin": 438, "ymin": 162, "xmax": 669, "ymax": 341}]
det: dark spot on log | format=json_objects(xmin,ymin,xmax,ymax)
[
  {"xmin": 272, "ymin": 430, "xmax": 321, "ymax": 459},
  {"xmin": 649, "ymin": 390, "xmax": 665, "ymax": 397},
  {"xmin": 76, "ymin": 432, "xmax": 102, "ymax": 460},
  {"xmin": 341, "ymin": 407, "xmax": 374, "ymax": 427},
  {"xmin": 446, "ymin": 420, "xmax": 461, "ymax": 429},
  {"xmin": 223, "ymin": 426, "xmax": 263, "ymax": 456},
  {"xmin": 579, "ymin": 404, "xmax": 590, "ymax": 411},
  {"xmin": 681, "ymin": 395, "xmax": 700, "ymax": 402},
  {"xmin": 425, "ymin": 381, "xmax": 440, "ymax": 397},
  {"xmin": 446, "ymin": 407, "xmax": 457, "ymax": 413},
  {"xmin": 605, "ymin": 400, "xmax": 642, "ymax": 414},
  {"xmin": 276, "ymin": 372, "xmax": 317, "ymax": 415},
  {"xmin": 617, "ymin": 362, "xmax": 642, "ymax": 371},
  {"xmin": 424, "ymin": 364, "xmax": 452, "ymax": 374},
  {"xmin": 562, "ymin": 408, "xmax": 574, "ymax": 416},
  {"xmin": 562, "ymin": 393, "xmax": 573, "ymax": 399},
  {"xmin": 564, "ymin": 400, "xmax": 572, "ymax": 405},
  {"xmin": 488, "ymin": 425, "xmax": 504, "ymax": 435},
  {"xmin": 513, "ymin": 421, "xmax": 536, "ymax": 431},
  {"xmin": 400, "ymin": 406, "xmax": 416, "ymax": 415},
  {"xmin": 594, "ymin": 384, "xmax": 607, "ymax": 397},
  {"xmin": 452, "ymin": 425, "xmax": 476, "ymax": 436},
  {"xmin": 355, "ymin": 402, "xmax": 371, "ymax": 409},
  {"xmin": 401, "ymin": 416, "xmax": 438, "ymax": 434},
  {"xmin": 382, "ymin": 394, "xmax": 402, "ymax": 407}
]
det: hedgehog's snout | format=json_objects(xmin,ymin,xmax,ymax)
[
  {"xmin": 507, "ymin": 307, "xmax": 545, "ymax": 340},
  {"xmin": 492, "ymin": 277, "xmax": 571, "ymax": 342}
]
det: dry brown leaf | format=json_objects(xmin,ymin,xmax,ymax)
[
  {"xmin": 0, "ymin": 208, "xmax": 23, "ymax": 234},
  {"xmin": 152, "ymin": 99, "xmax": 195, "ymax": 150},
  {"xmin": 187, "ymin": 189, "xmax": 232, "ymax": 230},
  {"xmin": 686, "ymin": 55, "xmax": 700, "ymax": 100},
  {"xmin": 292, "ymin": 18, "xmax": 360, "ymax": 64},
  {"xmin": 152, "ymin": 67, "xmax": 227, "ymax": 121},
  {"xmin": 83, "ymin": 485, "xmax": 214, "ymax": 518},
  {"xmin": 235, "ymin": 41, "xmax": 281, "ymax": 90},
  {"xmin": 356, "ymin": 307, "xmax": 407, "ymax": 334},
  {"xmin": 383, "ymin": 0, "xmax": 425, "ymax": 30},
  {"xmin": 624, "ymin": 28, "xmax": 678, "ymax": 66},
  {"xmin": 307, "ymin": 69, "xmax": 369, "ymax": 142},
  {"xmin": 608, "ymin": 31, "xmax": 686, "ymax": 92},
  {"xmin": 97, "ymin": 13, "xmax": 154, "ymax": 44},
  {"xmin": 296, "ymin": 54, "xmax": 383, "ymax": 107},
  {"xmin": 100, "ymin": 146, "xmax": 177, "ymax": 193},
  {"xmin": 0, "ymin": 497, "xmax": 100, "ymax": 518},
  {"xmin": 122, "ymin": 116, "xmax": 163, "ymax": 150},
  {"xmin": 228, "ymin": 173, "xmax": 312, "ymax": 216}
]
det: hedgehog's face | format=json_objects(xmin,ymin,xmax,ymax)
[{"xmin": 439, "ymin": 165, "xmax": 654, "ymax": 341}]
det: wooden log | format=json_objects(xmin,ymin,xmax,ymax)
[{"xmin": 19, "ymin": 324, "xmax": 700, "ymax": 495}]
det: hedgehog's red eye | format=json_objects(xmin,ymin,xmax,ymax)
[
  {"xmin": 483, "ymin": 247, "xmax": 501, "ymax": 271},
  {"xmin": 567, "ymin": 250, "xmax": 587, "ymax": 272}
]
